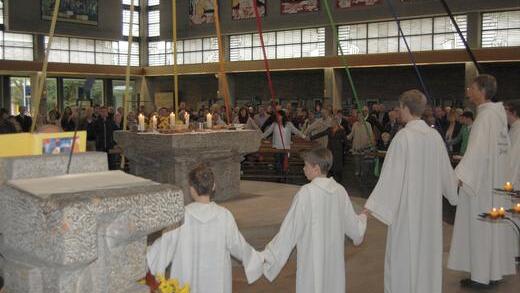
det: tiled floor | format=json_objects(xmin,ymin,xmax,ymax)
[{"xmin": 224, "ymin": 180, "xmax": 519, "ymax": 293}]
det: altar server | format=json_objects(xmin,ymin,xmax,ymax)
[
  {"xmin": 147, "ymin": 164, "xmax": 263, "ymax": 293},
  {"xmin": 506, "ymin": 101, "xmax": 520, "ymax": 190},
  {"xmin": 262, "ymin": 147, "xmax": 367, "ymax": 293},
  {"xmin": 365, "ymin": 89, "xmax": 459, "ymax": 293},
  {"xmin": 448, "ymin": 75, "xmax": 516, "ymax": 288}
]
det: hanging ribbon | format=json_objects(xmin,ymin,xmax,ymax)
[
  {"xmin": 322, "ymin": 0, "xmax": 373, "ymax": 148},
  {"xmin": 172, "ymin": 0, "xmax": 179, "ymax": 113},
  {"xmin": 30, "ymin": 0, "xmax": 61, "ymax": 132},
  {"xmin": 211, "ymin": 0, "xmax": 232, "ymax": 124},
  {"xmin": 439, "ymin": 0, "xmax": 483, "ymax": 73},
  {"xmin": 122, "ymin": 0, "xmax": 136, "ymax": 132},
  {"xmin": 251, "ymin": 0, "xmax": 287, "ymax": 153},
  {"xmin": 385, "ymin": 0, "xmax": 433, "ymax": 103}
]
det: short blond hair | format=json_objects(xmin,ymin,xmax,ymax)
[
  {"xmin": 400, "ymin": 90, "xmax": 427, "ymax": 117},
  {"xmin": 301, "ymin": 147, "xmax": 333, "ymax": 174}
]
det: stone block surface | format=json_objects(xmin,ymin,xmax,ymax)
[{"xmin": 0, "ymin": 170, "xmax": 184, "ymax": 293}]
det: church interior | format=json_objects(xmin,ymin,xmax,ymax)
[{"xmin": 0, "ymin": 0, "xmax": 519, "ymax": 292}]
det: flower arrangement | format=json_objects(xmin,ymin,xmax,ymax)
[{"xmin": 141, "ymin": 272, "xmax": 190, "ymax": 293}]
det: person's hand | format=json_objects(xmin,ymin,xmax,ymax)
[
  {"xmin": 361, "ymin": 208, "xmax": 371, "ymax": 216},
  {"xmin": 458, "ymin": 180, "xmax": 463, "ymax": 187}
]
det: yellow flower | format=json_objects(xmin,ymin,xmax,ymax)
[{"xmin": 178, "ymin": 284, "xmax": 190, "ymax": 293}]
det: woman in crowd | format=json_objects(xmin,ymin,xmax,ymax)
[
  {"xmin": 60, "ymin": 106, "xmax": 76, "ymax": 131},
  {"xmin": 444, "ymin": 109, "xmax": 462, "ymax": 153},
  {"xmin": 310, "ymin": 118, "xmax": 346, "ymax": 183},
  {"xmin": 233, "ymin": 106, "xmax": 259, "ymax": 130}
]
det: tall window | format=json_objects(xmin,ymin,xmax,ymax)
[
  {"xmin": 0, "ymin": 0, "xmax": 4, "ymax": 25},
  {"xmin": 122, "ymin": 0, "xmax": 140, "ymax": 65},
  {"xmin": 63, "ymin": 78, "xmax": 104, "ymax": 108},
  {"xmin": 10, "ymin": 77, "xmax": 31, "ymax": 115},
  {"xmin": 0, "ymin": 0, "xmax": 33, "ymax": 61},
  {"xmin": 229, "ymin": 27, "xmax": 325, "ymax": 61},
  {"xmin": 482, "ymin": 10, "xmax": 520, "ymax": 47},
  {"xmin": 338, "ymin": 15, "xmax": 467, "ymax": 55},
  {"xmin": 148, "ymin": 37, "xmax": 219, "ymax": 66}
]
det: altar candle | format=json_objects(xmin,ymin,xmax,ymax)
[
  {"xmin": 503, "ymin": 182, "xmax": 513, "ymax": 192},
  {"xmin": 514, "ymin": 203, "xmax": 520, "ymax": 213},
  {"xmin": 185, "ymin": 112, "xmax": 190, "ymax": 127},
  {"xmin": 169, "ymin": 112, "xmax": 176, "ymax": 128},
  {"xmin": 498, "ymin": 207, "xmax": 506, "ymax": 217},
  {"xmin": 207, "ymin": 113, "xmax": 213, "ymax": 128},
  {"xmin": 152, "ymin": 115, "xmax": 157, "ymax": 130},
  {"xmin": 138, "ymin": 113, "xmax": 145, "ymax": 131},
  {"xmin": 490, "ymin": 208, "xmax": 499, "ymax": 219}
]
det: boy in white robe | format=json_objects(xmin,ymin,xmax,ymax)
[
  {"xmin": 364, "ymin": 89, "xmax": 459, "ymax": 293},
  {"xmin": 448, "ymin": 74, "xmax": 516, "ymax": 288},
  {"xmin": 262, "ymin": 147, "xmax": 367, "ymax": 293},
  {"xmin": 147, "ymin": 164, "xmax": 263, "ymax": 293}
]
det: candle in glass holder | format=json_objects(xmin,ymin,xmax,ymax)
[
  {"xmin": 169, "ymin": 112, "xmax": 176, "ymax": 128},
  {"xmin": 514, "ymin": 203, "xmax": 520, "ymax": 213},
  {"xmin": 138, "ymin": 113, "xmax": 145, "ymax": 131},
  {"xmin": 185, "ymin": 113, "xmax": 190, "ymax": 127},
  {"xmin": 498, "ymin": 207, "xmax": 506, "ymax": 217},
  {"xmin": 152, "ymin": 115, "xmax": 157, "ymax": 130},
  {"xmin": 206, "ymin": 113, "xmax": 213, "ymax": 128},
  {"xmin": 503, "ymin": 182, "xmax": 513, "ymax": 192},
  {"xmin": 490, "ymin": 208, "xmax": 499, "ymax": 219}
]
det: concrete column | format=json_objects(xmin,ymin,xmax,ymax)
[
  {"xmin": 323, "ymin": 68, "xmax": 343, "ymax": 112},
  {"xmin": 325, "ymin": 26, "xmax": 337, "ymax": 57},
  {"xmin": 219, "ymin": 74, "xmax": 235, "ymax": 106},
  {"xmin": 466, "ymin": 12, "xmax": 482, "ymax": 49}
]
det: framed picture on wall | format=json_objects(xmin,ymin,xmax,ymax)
[
  {"xmin": 337, "ymin": 0, "xmax": 381, "ymax": 9},
  {"xmin": 281, "ymin": 0, "xmax": 320, "ymax": 15},
  {"xmin": 189, "ymin": 0, "xmax": 215, "ymax": 24},
  {"xmin": 41, "ymin": 0, "xmax": 98, "ymax": 25},
  {"xmin": 232, "ymin": 0, "xmax": 266, "ymax": 20}
]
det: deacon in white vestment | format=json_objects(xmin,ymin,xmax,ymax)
[
  {"xmin": 365, "ymin": 90, "xmax": 459, "ymax": 293},
  {"xmin": 147, "ymin": 202, "xmax": 263, "ymax": 293},
  {"xmin": 448, "ymin": 75, "xmax": 516, "ymax": 286},
  {"xmin": 262, "ymin": 147, "xmax": 367, "ymax": 293},
  {"xmin": 505, "ymin": 101, "xmax": 520, "ymax": 259}
]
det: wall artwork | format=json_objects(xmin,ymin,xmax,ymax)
[
  {"xmin": 337, "ymin": 0, "xmax": 381, "ymax": 9},
  {"xmin": 281, "ymin": 0, "xmax": 319, "ymax": 14},
  {"xmin": 41, "ymin": 0, "xmax": 98, "ymax": 25},
  {"xmin": 189, "ymin": 0, "xmax": 214, "ymax": 24},
  {"xmin": 232, "ymin": 0, "xmax": 266, "ymax": 20}
]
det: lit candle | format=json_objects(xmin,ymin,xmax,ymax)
[
  {"xmin": 169, "ymin": 112, "xmax": 176, "ymax": 128},
  {"xmin": 490, "ymin": 208, "xmax": 499, "ymax": 219},
  {"xmin": 514, "ymin": 203, "xmax": 520, "ymax": 213},
  {"xmin": 498, "ymin": 207, "xmax": 506, "ymax": 217},
  {"xmin": 152, "ymin": 115, "xmax": 157, "ymax": 130},
  {"xmin": 503, "ymin": 182, "xmax": 513, "ymax": 192},
  {"xmin": 184, "ymin": 112, "xmax": 190, "ymax": 127},
  {"xmin": 206, "ymin": 113, "xmax": 213, "ymax": 128},
  {"xmin": 138, "ymin": 113, "xmax": 145, "ymax": 131}
]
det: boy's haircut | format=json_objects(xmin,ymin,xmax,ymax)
[
  {"xmin": 301, "ymin": 147, "xmax": 333, "ymax": 174},
  {"xmin": 399, "ymin": 90, "xmax": 427, "ymax": 117},
  {"xmin": 188, "ymin": 163, "xmax": 215, "ymax": 199},
  {"xmin": 461, "ymin": 111, "xmax": 474, "ymax": 121},
  {"xmin": 472, "ymin": 74, "xmax": 497, "ymax": 100}
]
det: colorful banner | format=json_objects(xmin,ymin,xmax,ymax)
[
  {"xmin": 232, "ymin": 0, "xmax": 265, "ymax": 20},
  {"xmin": 42, "ymin": 0, "xmax": 98, "ymax": 25},
  {"xmin": 337, "ymin": 0, "xmax": 380, "ymax": 9},
  {"xmin": 189, "ymin": 0, "xmax": 215, "ymax": 24},
  {"xmin": 281, "ymin": 0, "xmax": 319, "ymax": 14}
]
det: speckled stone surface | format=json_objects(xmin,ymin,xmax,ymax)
[
  {"xmin": 0, "ymin": 155, "xmax": 184, "ymax": 293},
  {"xmin": 0, "ymin": 152, "xmax": 108, "ymax": 185},
  {"xmin": 114, "ymin": 130, "xmax": 262, "ymax": 202}
]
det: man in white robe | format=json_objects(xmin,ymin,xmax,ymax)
[
  {"xmin": 505, "ymin": 101, "xmax": 520, "ymax": 189},
  {"xmin": 505, "ymin": 101, "xmax": 520, "ymax": 259},
  {"xmin": 262, "ymin": 147, "xmax": 367, "ymax": 293},
  {"xmin": 448, "ymin": 74, "xmax": 516, "ymax": 288},
  {"xmin": 147, "ymin": 165, "xmax": 263, "ymax": 293},
  {"xmin": 365, "ymin": 89, "xmax": 459, "ymax": 293}
]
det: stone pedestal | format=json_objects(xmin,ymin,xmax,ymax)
[
  {"xmin": 114, "ymin": 129, "xmax": 262, "ymax": 202},
  {"xmin": 0, "ymin": 153, "xmax": 184, "ymax": 293}
]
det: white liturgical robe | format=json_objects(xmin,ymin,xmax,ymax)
[
  {"xmin": 448, "ymin": 102, "xmax": 516, "ymax": 283},
  {"xmin": 365, "ymin": 119, "xmax": 459, "ymax": 293},
  {"xmin": 262, "ymin": 177, "xmax": 367, "ymax": 293},
  {"xmin": 147, "ymin": 202, "xmax": 263, "ymax": 293},
  {"xmin": 508, "ymin": 119, "xmax": 520, "ymax": 188}
]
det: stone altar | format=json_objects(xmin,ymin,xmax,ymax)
[
  {"xmin": 114, "ymin": 129, "xmax": 262, "ymax": 202},
  {"xmin": 0, "ymin": 153, "xmax": 184, "ymax": 293}
]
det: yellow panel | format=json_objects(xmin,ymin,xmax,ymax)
[{"xmin": 0, "ymin": 131, "xmax": 86, "ymax": 158}]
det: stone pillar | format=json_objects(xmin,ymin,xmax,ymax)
[
  {"xmin": 323, "ymin": 68, "xmax": 343, "ymax": 112},
  {"xmin": 466, "ymin": 12, "xmax": 481, "ymax": 49}
]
